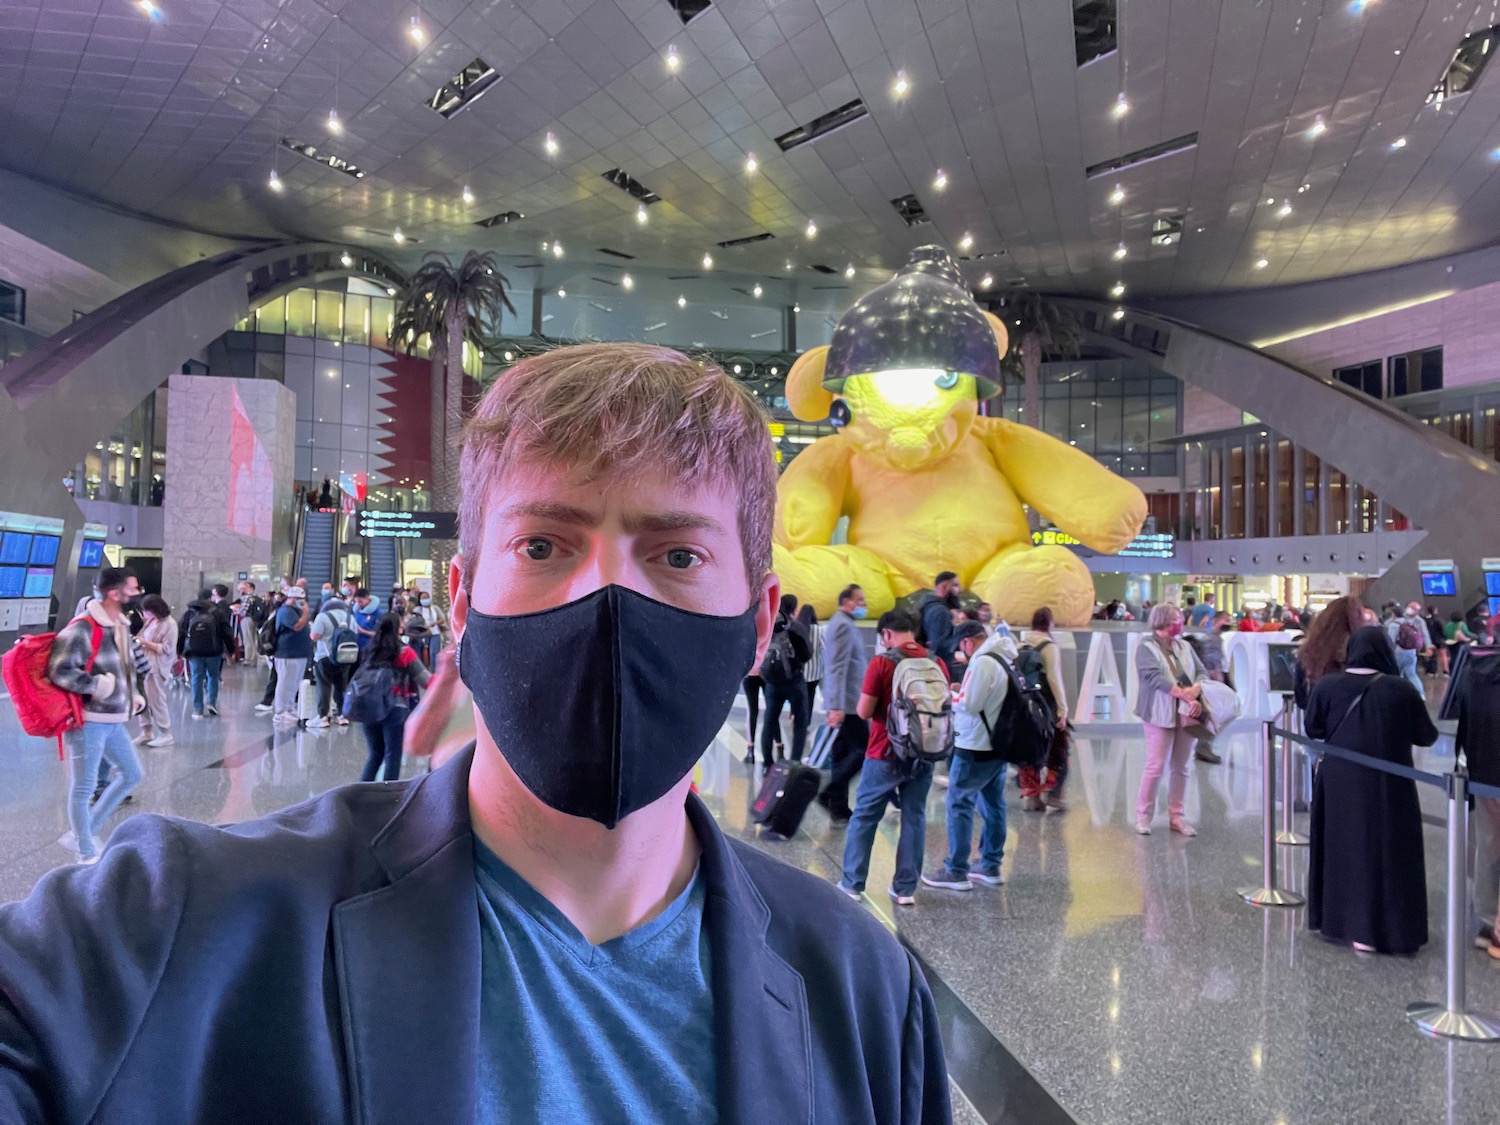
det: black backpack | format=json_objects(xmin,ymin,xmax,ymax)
[
  {"xmin": 258, "ymin": 616, "xmax": 280, "ymax": 657},
  {"xmin": 404, "ymin": 611, "xmax": 430, "ymax": 639},
  {"xmin": 242, "ymin": 595, "xmax": 267, "ymax": 627},
  {"xmin": 760, "ymin": 628, "xmax": 800, "ymax": 685},
  {"xmin": 183, "ymin": 610, "xmax": 221, "ymax": 658},
  {"xmin": 343, "ymin": 663, "xmax": 396, "ymax": 725},
  {"xmin": 980, "ymin": 645, "xmax": 1056, "ymax": 767}
]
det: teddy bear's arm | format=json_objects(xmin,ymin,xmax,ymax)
[
  {"xmin": 974, "ymin": 416, "xmax": 1147, "ymax": 554},
  {"xmin": 773, "ymin": 435, "xmax": 852, "ymax": 549}
]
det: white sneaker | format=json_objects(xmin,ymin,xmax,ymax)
[
  {"xmin": 147, "ymin": 735, "xmax": 174, "ymax": 748},
  {"xmin": 58, "ymin": 830, "xmax": 98, "ymax": 856},
  {"xmin": 133, "ymin": 732, "xmax": 151, "ymax": 745},
  {"xmin": 1135, "ymin": 819, "xmax": 1152, "ymax": 835},
  {"xmin": 887, "ymin": 888, "xmax": 917, "ymax": 906},
  {"xmin": 306, "ymin": 716, "xmax": 329, "ymax": 729},
  {"xmin": 1169, "ymin": 820, "xmax": 1198, "ymax": 838},
  {"xmin": 254, "ymin": 703, "xmax": 274, "ymax": 714}
]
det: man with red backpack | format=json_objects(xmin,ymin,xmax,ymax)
[
  {"xmin": 47, "ymin": 567, "xmax": 147, "ymax": 863},
  {"xmin": 838, "ymin": 608, "xmax": 952, "ymax": 906}
]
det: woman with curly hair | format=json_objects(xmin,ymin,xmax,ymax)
[{"xmin": 1294, "ymin": 595, "xmax": 1374, "ymax": 710}]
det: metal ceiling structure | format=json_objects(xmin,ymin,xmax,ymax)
[{"xmin": 4, "ymin": 0, "xmax": 1500, "ymax": 301}]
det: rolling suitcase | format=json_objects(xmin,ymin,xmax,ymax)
[
  {"xmin": 751, "ymin": 762, "xmax": 821, "ymax": 838},
  {"xmin": 296, "ymin": 677, "xmax": 319, "ymax": 727}
]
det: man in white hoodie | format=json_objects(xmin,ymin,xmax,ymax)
[{"xmin": 922, "ymin": 621, "xmax": 1017, "ymax": 891}]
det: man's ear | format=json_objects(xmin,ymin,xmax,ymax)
[
  {"xmin": 785, "ymin": 346, "xmax": 835, "ymax": 422},
  {"xmin": 448, "ymin": 554, "xmax": 467, "ymax": 642},
  {"xmin": 751, "ymin": 572, "xmax": 781, "ymax": 675}
]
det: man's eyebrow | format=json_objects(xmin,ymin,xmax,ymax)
[
  {"xmin": 621, "ymin": 510, "xmax": 727, "ymax": 536},
  {"xmin": 497, "ymin": 501, "xmax": 602, "ymax": 527}
]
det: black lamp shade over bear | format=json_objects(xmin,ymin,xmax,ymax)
[{"xmin": 822, "ymin": 245, "xmax": 1002, "ymax": 398}]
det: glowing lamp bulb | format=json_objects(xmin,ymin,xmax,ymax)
[
  {"xmin": 677, "ymin": 295, "xmax": 687, "ymax": 308},
  {"xmin": 544, "ymin": 132, "xmax": 559, "ymax": 156}
]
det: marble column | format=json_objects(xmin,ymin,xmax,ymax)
[{"xmin": 161, "ymin": 375, "xmax": 295, "ymax": 610}]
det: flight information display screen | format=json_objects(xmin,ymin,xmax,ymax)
[
  {"xmin": 1487, "ymin": 572, "xmax": 1500, "ymax": 597},
  {"xmin": 0, "ymin": 533, "xmax": 32, "ymax": 565},
  {"xmin": 28, "ymin": 535, "xmax": 59, "ymax": 566},
  {"xmin": 23, "ymin": 569, "xmax": 52, "ymax": 598},
  {"xmin": 1421, "ymin": 571, "xmax": 1457, "ymax": 598},
  {"xmin": 0, "ymin": 568, "xmax": 23, "ymax": 598},
  {"xmin": 78, "ymin": 539, "xmax": 105, "ymax": 569}
]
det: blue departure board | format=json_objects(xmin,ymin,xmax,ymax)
[{"xmin": 0, "ymin": 533, "xmax": 32, "ymax": 565}]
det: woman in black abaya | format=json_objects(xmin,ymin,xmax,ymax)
[{"xmin": 1305, "ymin": 626, "xmax": 1439, "ymax": 955}]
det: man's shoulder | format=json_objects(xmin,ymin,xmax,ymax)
[{"xmin": 725, "ymin": 839, "xmax": 913, "ymax": 975}]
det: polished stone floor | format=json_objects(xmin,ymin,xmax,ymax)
[{"xmin": 1, "ymin": 664, "xmax": 1498, "ymax": 1124}]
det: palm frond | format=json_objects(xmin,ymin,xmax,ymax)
[{"xmin": 391, "ymin": 250, "xmax": 515, "ymax": 356}]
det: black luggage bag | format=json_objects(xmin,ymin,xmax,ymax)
[{"xmin": 751, "ymin": 761, "xmax": 821, "ymax": 838}]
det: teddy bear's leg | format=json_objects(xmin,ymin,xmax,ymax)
[
  {"xmin": 772, "ymin": 543, "xmax": 896, "ymax": 618},
  {"xmin": 973, "ymin": 544, "xmax": 1096, "ymax": 629}
]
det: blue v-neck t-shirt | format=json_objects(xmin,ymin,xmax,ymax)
[{"xmin": 472, "ymin": 839, "xmax": 716, "ymax": 1124}]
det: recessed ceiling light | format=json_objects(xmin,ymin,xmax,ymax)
[
  {"xmin": 1112, "ymin": 307, "xmax": 1125, "ymax": 320},
  {"xmin": 1297, "ymin": 183, "xmax": 1310, "ymax": 193},
  {"xmin": 621, "ymin": 273, "xmax": 634, "ymax": 290},
  {"xmin": 1109, "ymin": 184, "xmax": 1125, "ymax": 205},
  {"xmin": 844, "ymin": 263, "xmax": 855, "ymax": 278},
  {"xmin": 267, "ymin": 168, "xmax": 284, "ymax": 192},
  {"xmin": 959, "ymin": 232, "xmax": 974, "ymax": 251},
  {"xmin": 753, "ymin": 283, "xmax": 763, "ymax": 298},
  {"xmin": 1112, "ymin": 94, "xmax": 1129, "ymax": 118},
  {"xmin": 933, "ymin": 169, "xmax": 948, "ymax": 191},
  {"xmin": 393, "ymin": 227, "xmax": 405, "ymax": 243},
  {"xmin": 805, "ymin": 220, "xmax": 818, "ymax": 238},
  {"xmin": 326, "ymin": 108, "xmax": 343, "ymax": 135},
  {"xmin": 636, "ymin": 205, "xmax": 648, "ymax": 224},
  {"xmin": 666, "ymin": 45, "xmax": 681, "ymax": 72},
  {"xmin": 1390, "ymin": 136, "xmax": 1407, "ymax": 149},
  {"xmin": 385, "ymin": 286, "xmax": 397, "ymax": 296},
  {"xmin": 557, "ymin": 287, "xmax": 566, "ymax": 297},
  {"xmin": 1308, "ymin": 118, "xmax": 1327, "ymax": 138},
  {"xmin": 677, "ymin": 295, "xmax": 687, "ymax": 308},
  {"xmin": 408, "ymin": 16, "xmax": 426, "ymax": 45},
  {"xmin": 732, "ymin": 363, "xmax": 742, "ymax": 374},
  {"xmin": 1255, "ymin": 258, "xmax": 1269, "ymax": 269},
  {"xmin": 979, "ymin": 274, "xmax": 994, "ymax": 289},
  {"xmin": 745, "ymin": 153, "xmax": 757, "ymax": 173},
  {"xmin": 551, "ymin": 241, "xmax": 564, "ymax": 258},
  {"xmin": 784, "ymin": 261, "xmax": 794, "ymax": 271},
  {"xmin": 339, "ymin": 251, "xmax": 352, "ymax": 267},
  {"xmin": 462, "ymin": 185, "xmax": 474, "ymax": 203},
  {"xmin": 702, "ymin": 252, "xmax": 714, "ymax": 268},
  {"xmin": 793, "ymin": 303, "xmax": 801, "ymax": 313},
  {"xmin": 544, "ymin": 132, "xmax": 559, "ymax": 156},
  {"xmin": 136, "ymin": 0, "xmax": 162, "ymax": 19},
  {"xmin": 502, "ymin": 350, "xmax": 514, "ymax": 362},
  {"xmin": 1113, "ymin": 243, "xmax": 1127, "ymax": 260},
  {"xmin": 770, "ymin": 365, "xmax": 779, "ymax": 375},
  {"xmin": 893, "ymin": 70, "xmax": 910, "ymax": 98},
  {"xmin": 1109, "ymin": 281, "xmax": 1125, "ymax": 298},
  {"xmin": 1277, "ymin": 201, "xmax": 1292, "ymax": 217}
]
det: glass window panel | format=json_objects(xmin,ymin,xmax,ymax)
[
  {"xmin": 256, "ymin": 351, "xmax": 285, "ymax": 382},
  {"xmin": 345, "ymin": 295, "xmax": 371, "ymax": 346},
  {"xmin": 1070, "ymin": 398, "xmax": 1095, "ymax": 451},
  {"xmin": 315, "ymin": 292, "xmax": 343, "ymax": 342},
  {"xmin": 255, "ymin": 332, "xmax": 284, "ymax": 352},
  {"xmin": 286, "ymin": 289, "xmax": 315, "ymax": 336},
  {"xmin": 1389, "ymin": 354, "xmax": 1409, "ymax": 397},
  {"xmin": 1209, "ymin": 447, "xmax": 1223, "ymax": 538},
  {"xmin": 1227, "ymin": 444, "xmax": 1245, "ymax": 538},
  {"xmin": 1149, "ymin": 452, "xmax": 1176, "ymax": 476},
  {"xmin": 1252, "ymin": 440, "xmax": 1270, "ymax": 538},
  {"xmin": 1276, "ymin": 441, "xmax": 1294, "ymax": 536},
  {"xmin": 1093, "ymin": 399, "xmax": 1123, "ymax": 453},
  {"xmin": 312, "ymin": 363, "xmax": 342, "ymax": 424},
  {"xmin": 1302, "ymin": 451, "xmax": 1320, "ymax": 536},
  {"xmin": 1420, "ymin": 347, "xmax": 1444, "ymax": 392},
  {"xmin": 255, "ymin": 297, "xmax": 286, "ymax": 335},
  {"xmin": 1122, "ymin": 454, "xmax": 1147, "ymax": 476},
  {"xmin": 284, "ymin": 355, "xmax": 315, "ymax": 421},
  {"xmin": 371, "ymin": 297, "xmax": 393, "ymax": 349},
  {"xmin": 1327, "ymin": 468, "xmax": 1348, "ymax": 534},
  {"xmin": 1120, "ymin": 395, "xmax": 1151, "ymax": 453}
]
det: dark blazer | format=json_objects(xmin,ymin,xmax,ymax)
[{"xmin": 0, "ymin": 748, "xmax": 950, "ymax": 1125}]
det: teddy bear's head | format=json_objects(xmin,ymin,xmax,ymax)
[{"xmin": 785, "ymin": 246, "xmax": 1009, "ymax": 472}]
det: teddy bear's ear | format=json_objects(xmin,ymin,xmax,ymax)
[
  {"xmin": 983, "ymin": 311, "xmax": 1010, "ymax": 359},
  {"xmin": 785, "ymin": 346, "xmax": 835, "ymax": 422}
]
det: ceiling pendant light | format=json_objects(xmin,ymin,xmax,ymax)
[
  {"xmin": 544, "ymin": 132, "xmax": 559, "ymax": 156},
  {"xmin": 805, "ymin": 220, "xmax": 818, "ymax": 238},
  {"xmin": 844, "ymin": 264, "xmax": 855, "ymax": 278},
  {"xmin": 462, "ymin": 185, "xmax": 474, "ymax": 204},
  {"xmin": 636, "ymin": 205, "xmax": 648, "ymax": 225},
  {"xmin": 1109, "ymin": 281, "xmax": 1125, "ymax": 298},
  {"xmin": 677, "ymin": 295, "xmax": 687, "ymax": 308},
  {"xmin": 933, "ymin": 169, "xmax": 948, "ymax": 191},
  {"xmin": 702, "ymin": 252, "xmax": 714, "ymax": 269},
  {"xmin": 339, "ymin": 251, "xmax": 353, "ymax": 268},
  {"xmin": 621, "ymin": 273, "xmax": 634, "ymax": 290},
  {"xmin": 326, "ymin": 108, "xmax": 343, "ymax": 135},
  {"xmin": 744, "ymin": 153, "xmax": 758, "ymax": 173},
  {"xmin": 268, "ymin": 168, "xmax": 284, "ymax": 192},
  {"xmin": 408, "ymin": 15, "xmax": 426, "ymax": 45},
  {"xmin": 666, "ymin": 45, "xmax": 681, "ymax": 72},
  {"xmin": 393, "ymin": 227, "xmax": 405, "ymax": 243},
  {"xmin": 958, "ymin": 232, "xmax": 974, "ymax": 251},
  {"xmin": 1112, "ymin": 93, "xmax": 1129, "ymax": 118},
  {"xmin": 1109, "ymin": 184, "xmax": 1125, "ymax": 205},
  {"xmin": 1113, "ymin": 243, "xmax": 1127, "ymax": 260},
  {"xmin": 753, "ymin": 283, "xmax": 763, "ymax": 298}
]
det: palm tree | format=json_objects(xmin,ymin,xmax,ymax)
[
  {"xmin": 998, "ymin": 292, "xmax": 1083, "ymax": 429},
  {"xmin": 392, "ymin": 251, "xmax": 514, "ymax": 610}
]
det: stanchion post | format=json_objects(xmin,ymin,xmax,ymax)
[
  {"xmin": 1276, "ymin": 697, "xmax": 1308, "ymax": 846},
  {"xmin": 1407, "ymin": 771, "xmax": 1500, "ymax": 1041},
  {"xmin": 1237, "ymin": 720, "xmax": 1305, "ymax": 908}
]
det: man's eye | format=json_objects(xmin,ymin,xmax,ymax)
[
  {"xmin": 665, "ymin": 548, "xmax": 700, "ymax": 570},
  {"xmin": 522, "ymin": 538, "xmax": 554, "ymax": 561}
]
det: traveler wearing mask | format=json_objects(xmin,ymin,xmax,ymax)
[
  {"xmin": 816, "ymin": 584, "xmax": 871, "ymax": 824},
  {"xmin": 46, "ymin": 566, "xmax": 147, "ymax": 863},
  {"xmin": 0, "ymin": 343, "xmax": 949, "ymax": 1123},
  {"xmin": 1134, "ymin": 602, "xmax": 1208, "ymax": 837},
  {"xmin": 178, "ymin": 587, "xmax": 234, "ymax": 719}
]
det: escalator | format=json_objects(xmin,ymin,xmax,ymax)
[
  {"xmin": 295, "ymin": 509, "xmax": 338, "ymax": 593},
  {"xmin": 367, "ymin": 534, "xmax": 399, "ymax": 606}
]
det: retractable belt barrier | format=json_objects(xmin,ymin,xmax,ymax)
[{"xmin": 1247, "ymin": 721, "xmax": 1500, "ymax": 1042}]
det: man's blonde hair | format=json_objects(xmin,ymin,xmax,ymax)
[{"xmin": 459, "ymin": 342, "xmax": 777, "ymax": 591}]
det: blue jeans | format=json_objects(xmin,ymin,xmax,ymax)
[
  {"xmin": 65, "ymin": 723, "xmax": 145, "ymax": 859},
  {"xmin": 1395, "ymin": 647, "xmax": 1425, "ymax": 700},
  {"xmin": 189, "ymin": 656, "xmax": 222, "ymax": 713},
  {"xmin": 360, "ymin": 708, "xmax": 409, "ymax": 782},
  {"xmin": 840, "ymin": 756, "xmax": 935, "ymax": 896},
  {"xmin": 945, "ymin": 754, "xmax": 1008, "ymax": 876}
]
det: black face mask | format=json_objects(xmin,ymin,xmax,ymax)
[{"xmin": 459, "ymin": 584, "xmax": 759, "ymax": 829}]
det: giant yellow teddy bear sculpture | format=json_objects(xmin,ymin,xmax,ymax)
[{"xmin": 772, "ymin": 246, "xmax": 1147, "ymax": 627}]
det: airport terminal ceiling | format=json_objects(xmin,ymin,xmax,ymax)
[{"xmin": 5, "ymin": 0, "xmax": 1500, "ymax": 301}]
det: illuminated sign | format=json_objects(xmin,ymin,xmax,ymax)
[
  {"xmin": 1032, "ymin": 529, "xmax": 1176, "ymax": 559},
  {"xmin": 357, "ymin": 511, "xmax": 458, "ymax": 540}
]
